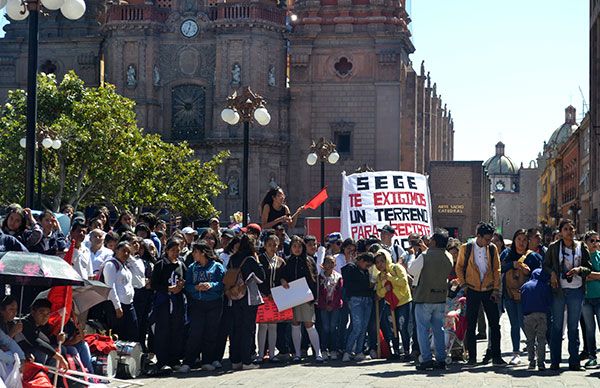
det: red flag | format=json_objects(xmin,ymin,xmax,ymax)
[
  {"xmin": 304, "ymin": 187, "xmax": 328, "ymax": 210},
  {"xmin": 47, "ymin": 240, "xmax": 75, "ymax": 335},
  {"xmin": 384, "ymin": 280, "xmax": 399, "ymax": 310}
]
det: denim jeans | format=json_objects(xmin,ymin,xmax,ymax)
[
  {"xmin": 414, "ymin": 303, "xmax": 446, "ymax": 363},
  {"xmin": 337, "ymin": 303, "xmax": 351, "ymax": 351},
  {"xmin": 582, "ymin": 297, "xmax": 600, "ymax": 360},
  {"xmin": 319, "ymin": 309, "xmax": 340, "ymax": 352},
  {"xmin": 504, "ymin": 297, "xmax": 524, "ymax": 352},
  {"xmin": 345, "ymin": 296, "xmax": 373, "ymax": 354},
  {"xmin": 550, "ymin": 287, "xmax": 584, "ymax": 366}
]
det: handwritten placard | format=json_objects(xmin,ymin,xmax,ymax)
[{"xmin": 256, "ymin": 296, "xmax": 293, "ymax": 323}]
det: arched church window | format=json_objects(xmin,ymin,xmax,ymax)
[{"xmin": 171, "ymin": 85, "xmax": 206, "ymax": 141}]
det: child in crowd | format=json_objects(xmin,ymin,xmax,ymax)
[
  {"xmin": 520, "ymin": 268, "xmax": 552, "ymax": 370},
  {"xmin": 317, "ymin": 255, "xmax": 344, "ymax": 360},
  {"xmin": 374, "ymin": 249, "xmax": 412, "ymax": 360},
  {"xmin": 342, "ymin": 252, "xmax": 375, "ymax": 362}
]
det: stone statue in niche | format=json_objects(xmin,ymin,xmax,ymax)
[
  {"xmin": 153, "ymin": 65, "xmax": 160, "ymax": 86},
  {"xmin": 268, "ymin": 65, "xmax": 276, "ymax": 87},
  {"xmin": 184, "ymin": 0, "xmax": 195, "ymax": 11},
  {"xmin": 231, "ymin": 63, "xmax": 241, "ymax": 86},
  {"xmin": 127, "ymin": 65, "xmax": 137, "ymax": 87},
  {"xmin": 269, "ymin": 177, "xmax": 278, "ymax": 189},
  {"xmin": 228, "ymin": 174, "xmax": 239, "ymax": 196}
]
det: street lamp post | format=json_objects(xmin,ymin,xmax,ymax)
[
  {"xmin": 4, "ymin": 0, "xmax": 86, "ymax": 208},
  {"xmin": 20, "ymin": 135, "xmax": 62, "ymax": 209},
  {"xmin": 306, "ymin": 138, "xmax": 339, "ymax": 245},
  {"xmin": 221, "ymin": 87, "xmax": 271, "ymax": 226}
]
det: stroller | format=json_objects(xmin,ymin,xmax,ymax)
[{"xmin": 444, "ymin": 293, "xmax": 467, "ymax": 364}]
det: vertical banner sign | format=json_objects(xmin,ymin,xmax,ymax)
[{"xmin": 341, "ymin": 170, "xmax": 432, "ymax": 246}]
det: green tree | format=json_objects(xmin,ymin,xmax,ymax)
[{"xmin": 0, "ymin": 71, "xmax": 228, "ymax": 218}]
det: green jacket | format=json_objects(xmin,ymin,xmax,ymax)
[{"xmin": 543, "ymin": 239, "xmax": 591, "ymax": 296}]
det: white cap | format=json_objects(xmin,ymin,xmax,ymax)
[{"xmin": 182, "ymin": 226, "xmax": 197, "ymax": 235}]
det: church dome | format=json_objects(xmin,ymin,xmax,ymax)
[
  {"xmin": 547, "ymin": 105, "xmax": 577, "ymax": 148},
  {"xmin": 484, "ymin": 142, "xmax": 518, "ymax": 175}
]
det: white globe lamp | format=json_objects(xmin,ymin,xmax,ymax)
[
  {"xmin": 254, "ymin": 107, "xmax": 271, "ymax": 126},
  {"xmin": 306, "ymin": 153, "xmax": 318, "ymax": 166},
  {"xmin": 6, "ymin": 0, "xmax": 29, "ymax": 20},
  {"xmin": 42, "ymin": 0, "xmax": 65, "ymax": 11},
  {"xmin": 19, "ymin": 138, "xmax": 26, "ymax": 149},
  {"xmin": 328, "ymin": 150, "xmax": 340, "ymax": 164},
  {"xmin": 42, "ymin": 137, "xmax": 53, "ymax": 148},
  {"xmin": 51, "ymin": 139, "xmax": 62, "ymax": 149},
  {"xmin": 60, "ymin": 0, "xmax": 85, "ymax": 20}
]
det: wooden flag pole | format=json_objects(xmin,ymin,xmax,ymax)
[{"xmin": 52, "ymin": 292, "xmax": 69, "ymax": 388}]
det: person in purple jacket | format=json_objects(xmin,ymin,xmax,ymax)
[{"xmin": 317, "ymin": 255, "xmax": 344, "ymax": 360}]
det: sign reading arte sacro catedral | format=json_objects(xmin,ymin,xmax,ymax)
[{"xmin": 340, "ymin": 170, "xmax": 433, "ymax": 248}]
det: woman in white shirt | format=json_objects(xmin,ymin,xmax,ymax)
[{"xmin": 103, "ymin": 241, "xmax": 138, "ymax": 341}]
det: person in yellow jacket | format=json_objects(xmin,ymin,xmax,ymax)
[
  {"xmin": 455, "ymin": 222, "xmax": 506, "ymax": 367},
  {"xmin": 374, "ymin": 249, "xmax": 412, "ymax": 360}
]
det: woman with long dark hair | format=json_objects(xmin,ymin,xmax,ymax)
[
  {"xmin": 180, "ymin": 241, "xmax": 225, "ymax": 372},
  {"xmin": 281, "ymin": 236, "xmax": 323, "ymax": 363},
  {"xmin": 500, "ymin": 228, "xmax": 543, "ymax": 365},
  {"xmin": 227, "ymin": 234, "xmax": 265, "ymax": 370},
  {"xmin": 544, "ymin": 219, "xmax": 591, "ymax": 371},
  {"xmin": 260, "ymin": 187, "xmax": 304, "ymax": 229},
  {"xmin": 1, "ymin": 204, "xmax": 33, "ymax": 244},
  {"xmin": 151, "ymin": 239, "xmax": 187, "ymax": 371},
  {"xmin": 113, "ymin": 211, "xmax": 135, "ymax": 234}
]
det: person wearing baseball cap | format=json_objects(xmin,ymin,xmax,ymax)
[
  {"xmin": 326, "ymin": 232, "xmax": 343, "ymax": 256},
  {"xmin": 378, "ymin": 225, "xmax": 405, "ymax": 264},
  {"xmin": 241, "ymin": 223, "xmax": 261, "ymax": 240}
]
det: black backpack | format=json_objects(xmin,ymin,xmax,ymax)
[
  {"xmin": 96, "ymin": 259, "xmax": 122, "ymax": 283},
  {"xmin": 463, "ymin": 242, "xmax": 497, "ymax": 278}
]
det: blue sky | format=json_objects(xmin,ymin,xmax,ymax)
[
  {"xmin": 410, "ymin": 0, "xmax": 589, "ymax": 166},
  {"xmin": 1, "ymin": 1, "xmax": 589, "ymax": 166}
]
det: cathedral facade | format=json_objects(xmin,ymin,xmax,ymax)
[{"xmin": 0, "ymin": 0, "xmax": 454, "ymax": 223}]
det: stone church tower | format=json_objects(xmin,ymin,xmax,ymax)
[
  {"xmin": 287, "ymin": 0, "xmax": 430, "ymax": 215},
  {"xmin": 101, "ymin": 0, "xmax": 290, "ymax": 219}
]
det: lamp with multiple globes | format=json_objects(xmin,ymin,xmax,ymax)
[
  {"xmin": 3, "ymin": 0, "xmax": 87, "ymax": 208},
  {"xmin": 220, "ymin": 87, "xmax": 270, "ymax": 226},
  {"xmin": 306, "ymin": 138, "xmax": 339, "ymax": 245}
]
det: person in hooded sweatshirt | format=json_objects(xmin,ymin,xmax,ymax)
[
  {"xmin": 374, "ymin": 248, "xmax": 412, "ymax": 361},
  {"xmin": 520, "ymin": 268, "xmax": 552, "ymax": 371}
]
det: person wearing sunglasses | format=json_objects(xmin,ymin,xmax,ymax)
[{"xmin": 582, "ymin": 230, "xmax": 600, "ymax": 368}]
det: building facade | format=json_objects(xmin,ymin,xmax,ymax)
[
  {"xmin": 0, "ymin": 0, "xmax": 454, "ymax": 221},
  {"xmin": 538, "ymin": 106, "xmax": 593, "ymax": 233},
  {"xmin": 429, "ymin": 161, "xmax": 491, "ymax": 241},
  {"xmin": 483, "ymin": 142, "xmax": 539, "ymax": 238},
  {"xmin": 590, "ymin": 0, "xmax": 600, "ymax": 232}
]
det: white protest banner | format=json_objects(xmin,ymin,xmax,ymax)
[{"xmin": 340, "ymin": 170, "xmax": 433, "ymax": 248}]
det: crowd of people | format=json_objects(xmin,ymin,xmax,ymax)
[{"xmin": 0, "ymin": 186, "xmax": 600, "ymax": 379}]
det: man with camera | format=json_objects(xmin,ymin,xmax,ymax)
[{"xmin": 543, "ymin": 219, "xmax": 591, "ymax": 371}]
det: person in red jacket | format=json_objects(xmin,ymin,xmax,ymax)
[{"xmin": 317, "ymin": 255, "xmax": 344, "ymax": 360}]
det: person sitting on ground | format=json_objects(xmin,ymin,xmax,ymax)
[{"xmin": 15, "ymin": 298, "xmax": 68, "ymax": 369}]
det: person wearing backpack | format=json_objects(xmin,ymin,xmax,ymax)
[
  {"xmin": 102, "ymin": 241, "xmax": 138, "ymax": 342},
  {"xmin": 225, "ymin": 234, "xmax": 265, "ymax": 370},
  {"xmin": 455, "ymin": 222, "xmax": 506, "ymax": 366},
  {"xmin": 151, "ymin": 239, "xmax": 187, "ymax": 372},
  {"xmin": 500, "ymin": 229, "xmax": 543, "ymax": 365}
]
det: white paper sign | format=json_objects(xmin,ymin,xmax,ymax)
[
  {"xmin": 340, "ymin": 170, "xmax": 432, "ymax": 249},
  {"xmin": 271, "ymin": 277, "xmax": 314, "ymax": 311}
]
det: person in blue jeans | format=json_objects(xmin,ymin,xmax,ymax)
[
  {"xmin": 341, "ymin": 252, "xmax": 375, "ymax": 362},
  {"xmin": 501, "ymin": 229, "xmax": 543, "ymax": 365},
  {"xmin": 543, "ymin": 219, "xmax": 592, "ymax": 371},
  {"xmin": 317, "ymin": 255, "xmax": 344, "ymax": 359},
  {"xmin": 408, "ymin": 228, "xmax": 453, "ymax": 371},
  {"xmin": 180, "ymin": 241, "xmax": 225, "ymax": 373},
  {"xmin": 582, "ymin": 230, "xmax": 600, "ymax": 368}
]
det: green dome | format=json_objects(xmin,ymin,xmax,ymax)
[{"xmin": 484, "ymin": 142, "xmax": 518, "ymax": 175}]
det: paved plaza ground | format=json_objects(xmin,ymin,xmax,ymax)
[{"xmin": 128, "ymin": 314, "xmax": 600, "ymax": 388}]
